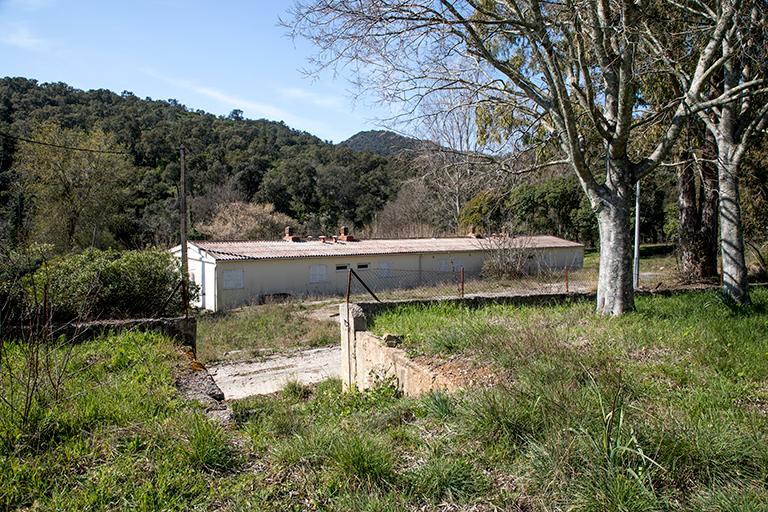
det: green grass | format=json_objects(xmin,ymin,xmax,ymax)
[
  {"xmin": 196, "ymin": 302, "xmax": 338, "ymax": 363},
  {"xmin": 0, "ymin": 331, "xmax": 215, "ymax": 510},
  {"xmin": 366, "ymin": 288, "xmax": 768, "ymax": 509},
  {"xmin": 3, "ymin": 289, "xmax": 767, "ymax": 510}
]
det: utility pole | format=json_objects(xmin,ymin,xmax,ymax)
[
  {"xmin": 633, "ymin": 179, "xmax": 641, "ymax": 290},
  {"xmin": 179, "ymin": 144, "xmax": 189, "ymax": 317}
]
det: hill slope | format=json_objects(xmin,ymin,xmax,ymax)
[
  {"xmin": 0, "ymin": 77, "xmax": 407, "ymax": 249},
  {"xmin": 340, "ymin": 129, "xmax": 424, "ymax": 155}
]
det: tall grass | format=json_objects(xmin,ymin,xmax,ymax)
[
  {"xmin": 196, "ymin": 303, "xmax": 338, "ymax": 362},
  {"xmin": 3, "ymin": 289, "xmax": 767, "ymax": 510}
]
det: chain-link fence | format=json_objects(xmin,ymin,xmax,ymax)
[{"xmin": 346, "ymin": 265, "xmax": 597, "ymax": 303}]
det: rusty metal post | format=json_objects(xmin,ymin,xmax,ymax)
[
  {"xmin": 565, "ymin": 265, "xmax": 570, "ymax": 293},
  {"xmin": 351, "ymin": 268, "xmax": 380, "ymax": 302},
  {"xmin": 460, "ymin": 267, "xmax": 465, "ymax": 298},
  {"xmin": 346, "ymin": 268, "xmax": 352, "ymax": 304}
]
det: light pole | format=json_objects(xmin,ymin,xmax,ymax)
[{"xmin": 633, "ymin": 179, "xmax": 641, "ymax": 290}]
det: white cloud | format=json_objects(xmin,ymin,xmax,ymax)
[
  {"xmin": 191, "ymin": 85, "xmax": 295, "ymax": 121},
  {"xmin": 139, "ymin": 68, "xmax": 347, "ymax": 142},
  {"xmin": 279, "ymin": 87, "xmax": 343, "ymax": 109},
  {"xmin": 0, "ymin": 23, "xmax": 48, "ymax": 50}
]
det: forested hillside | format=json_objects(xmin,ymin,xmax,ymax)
[
  {"xmin": 0, "ymin": 77, "xmax": 406, "ymax": 250},
  {"xmin": 339, "ymin": 129, "xmax": 425, "ymax": 155},
  {"xmin": 1, "ymin": 77, "xmax": 764, "ymax": 262}
]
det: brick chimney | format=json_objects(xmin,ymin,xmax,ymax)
[
  {"xmin": 338, "ymin": 225, "xmax": 357, "ymax": 242},
  {"xmin": 283, "ymin": 226, "xmax": 302, "ymax": 242}
]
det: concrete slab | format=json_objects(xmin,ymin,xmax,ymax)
[{"xmin": 207, "ymin": 346, "xmax": 341, "ymax": 400}]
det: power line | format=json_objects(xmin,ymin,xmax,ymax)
[{"xmin": 0, "ymin": 130, "xmax": 128, "ymax": 155}]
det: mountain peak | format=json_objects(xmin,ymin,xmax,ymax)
[{"xmin": 339, "ymin": 130, "xmax": 424, "ymax": 156}]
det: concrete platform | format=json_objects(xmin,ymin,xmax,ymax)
[{"xmin": 207, "ymin": 346, "xmax": 341, "ymax": 400}]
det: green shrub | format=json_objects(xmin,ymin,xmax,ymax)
[
  {"xmin": 0, "ymin": 243, "xmax": 54, "ymax": 324},
  {"xmin": 29, "ymin": 248, "xmax": 187, "ymax": 321}
]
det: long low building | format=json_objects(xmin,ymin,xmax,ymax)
[{"xmin": 171, "ymin": 232, "xmax": 583, "ymax": 311}]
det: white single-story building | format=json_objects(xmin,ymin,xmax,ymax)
[{"xmin": 170, "ymin": 233, "xmax": 583, "ymax": 312}]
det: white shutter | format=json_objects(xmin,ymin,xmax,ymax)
[
  {"xmin": 222, "ymin": 269, "xmax": 244, "ymax": 289},
  {"xmin": 309, "ymin": 264, "xmax": 327, "ymax": 283}
]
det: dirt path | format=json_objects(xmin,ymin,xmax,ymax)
[{"xmin": 207, "ymin": 346, "xmax": 341, "ymax": 400}]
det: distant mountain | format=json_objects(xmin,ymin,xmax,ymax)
[{"xmin": 340, "ymin": 130, "xmax": 425, "ymax": 156}]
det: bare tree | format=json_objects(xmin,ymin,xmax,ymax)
[
  {"xmin": 287, "ymin": 0, "xmax": 761, "ymax": 314},
  {"xmin": 413, "ymin": 92, "xmax": 511, "ymax": 233},
  {"xmin": 362, "ymin": 181, "xmax": 448, "ymax": 238},
  {"xmin": 196, "ymin": 202, "xmax": 296, "ymax": 240}
]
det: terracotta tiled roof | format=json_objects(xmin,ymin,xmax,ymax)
[{"xmin": 189, "ymin": 236, "xmax": 582, "ymax": 261}]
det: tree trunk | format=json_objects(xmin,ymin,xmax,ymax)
[
  {"xmin": 677, "ymin": 159, "xmax": 703, "ymax": 280},
  {"xmin": 717, "ymin": 140, "xmax": 750, "ymax": 303},
  {"xmin": 595, "ymin": 194, "xmax": 634, "ymax": 315},
  {"xmin": 698, "ymin": 139, "xmax": 719, "ymax": 278},
  {"xmin": 678, "ymin": 131, "xmax": 719, "ymax": 281}
]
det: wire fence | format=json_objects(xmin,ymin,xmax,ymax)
[{"xmin": 345, "ymin": 266, "xmax": 597, "ymax": 303}]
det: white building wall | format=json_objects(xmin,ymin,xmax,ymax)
[{"xmin": 175, "ymin": 243, "xmax": 584, "ymax": 311}]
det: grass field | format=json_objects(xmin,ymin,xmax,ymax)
[
  {"xmin": 196, "ymin": 303, "xmax": 338, "ymax": 363},
  {"xmin": 366, "ymin": 288, "xmax": 768, "ymax": 509},
  {"xmin": 2, "ymin": 288, "xmax": 766, "ymax": 510}
]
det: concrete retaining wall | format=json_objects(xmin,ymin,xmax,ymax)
[
  {"xmin": 339, "ymin": 303, "xmax": 459, "ymax": 396},
  {"xmin": 338, "ymin": 285, "xmax": 730, "ymax": 395},
  {"xmin": 61, "ymin": 317, "xmax": 197, "ymax": 353}
]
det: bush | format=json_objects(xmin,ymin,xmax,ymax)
[
  {"xmin": 479, "ymin": 236, "xmax": 534, "ymax": 278},
  {"xmin": 0, "ymin": 244, "xmax": 54, "ymax": 324},
  {"xmin": 29, "ymin": 249, "xmax": 187, "ymax": 321}
]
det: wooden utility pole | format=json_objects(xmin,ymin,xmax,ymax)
[{"xmin": 180, "ymin": 144, "xmax": 189, "ymax": 316}]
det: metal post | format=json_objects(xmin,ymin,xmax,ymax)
[
  {"xmin": 460, "ymin": 267, "xmax": 465, "ymax": 298},
  {"xmin": 179, "ymin": 145, "xmax": 189, "ymax": 317},
  {"xmin": 565, "ymin": 266, "xmax": 570, "ymax": 293},
  {"xmin": 633, "ymin": 179, "xmax": 641, "ymax": 290},
  {"xmin": 346, "ymin": 268, "xmax": 352, "ymax": 304}
]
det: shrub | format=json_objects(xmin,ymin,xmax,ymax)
[
  {"xmin": 29, "ymin": 248, "xmax": 187, "ymax": 321},
  {"xmin": 0, "ymin": 244, "xmax": 54, "ymax": 324},
  {"xmin": 478, "ymin": 236, "xmax": 535, "ymax": 279}
]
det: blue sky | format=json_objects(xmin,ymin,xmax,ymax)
[{"xmin": 0, "ymin": 0, "xmax": 390, "ymax": 142}]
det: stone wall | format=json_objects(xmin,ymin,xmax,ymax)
[{"xmin": 338, "ymin": 285, "xmax": 731, "ymax": 396}]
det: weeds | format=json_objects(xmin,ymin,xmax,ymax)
[
  {"xmin": 186, "ymin": 413, "xmax": 236, "ymax": 472},
  {"xmin": 196, "ymin": 303, "xmax": 338, "ymax": 363},
  {"xmin": 418, "ymin": 390, "xmax": 454, "ymax": 419},
  {"xmin": 4, "ymin": 289, "xmax": 768, "ymax": 510},
  {"xmin": 408, "ymin": 456, "xmax": 488, "ymax": 502},
  {"xmin": 330, "ymin": 432, "xmax": 395, "ymax": 489}
]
